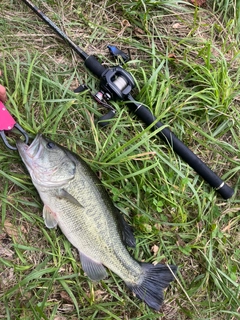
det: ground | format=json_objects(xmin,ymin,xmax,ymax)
[{"xmin": 0, "ymin": 1, "xmax": 239, "ymax": 319}]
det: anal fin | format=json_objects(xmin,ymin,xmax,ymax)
[{"xmin": 79, "ymin": 251, "xmax": 108, "ymax": 281}]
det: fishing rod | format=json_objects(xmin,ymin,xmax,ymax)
[{"xmin": 19, "ymin": 0, "xmax": 234, "ymax": 199}]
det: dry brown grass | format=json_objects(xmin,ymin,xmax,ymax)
[{"xmin": 0, "ymin": 1, "xmax": 239, "ymax": 319}]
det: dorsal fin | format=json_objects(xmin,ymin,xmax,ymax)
[{"xmin": 117, "ymin": 212, "xmax": 136, "ymax": 248}]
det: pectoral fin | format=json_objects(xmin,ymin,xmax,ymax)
[
  {"xmin": 79, "ymin": 251, "xmax": 108, "ymax": 281},
  {"xmin": 43, "ymin": 205, "xmax": 58, "ymax": 229},
  {"xmin": 58, "ymin": 188, "xmax": 84, "ymax": 207}
]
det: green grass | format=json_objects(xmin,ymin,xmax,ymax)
[{"xmin": 0, "ymin": 0, "xmax": 239, "ymax": 319}]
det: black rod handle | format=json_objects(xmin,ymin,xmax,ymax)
[
  {"xmin": 127, "ymin": 95, "xmax": 234, "ymax": 199},
  {"xmin": 21, "ymin": 0, "xmax": 234, "ymax": 199},
  {"xmin": 84, "ymin": 55, "xmax": 106, "ymax": 78}
]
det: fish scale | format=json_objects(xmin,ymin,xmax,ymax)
[
  {"xmin": 56, "ymin": 169, "xmax": 141, "ymax": 282},
  {"xmin": 17, "ymin": 134, "xmax": 177, "ymax": 310}
]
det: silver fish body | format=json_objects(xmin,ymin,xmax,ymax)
[{"xmin": 17, "ymin": 134, "xmax": 177, "ymax": 310}]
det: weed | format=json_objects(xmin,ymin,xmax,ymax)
[{"xmin": 0, "ymin": 1, "xmax": 239, "ymax": 319}]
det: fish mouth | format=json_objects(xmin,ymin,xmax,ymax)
[{"xmin": 16, "ymin": 134, "xmax": 43, "ymax": 161}]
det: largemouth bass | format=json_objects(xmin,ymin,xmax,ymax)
[{"xmin": 17, "ymin": 134, "xmax": 177, "ymax": 310}]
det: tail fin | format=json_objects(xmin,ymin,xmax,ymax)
[{"xmin": 128, "ymin": 263, "xmax": 177, "ymax": 310}]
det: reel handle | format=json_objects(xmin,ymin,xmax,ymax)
[{"xmin": 98, "ymin": 110, "xmax": 116, "ymax": 127}]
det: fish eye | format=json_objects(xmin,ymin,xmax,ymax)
[{"xmin": 46, "ymin": 142, "xmax": 55, "ymax": 149}]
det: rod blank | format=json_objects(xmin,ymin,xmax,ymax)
[{"xmin": 21, "ymin": 0, "xmax": 234, "ymax": 199}]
